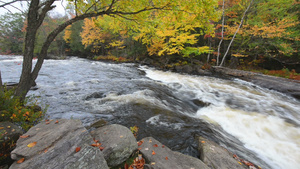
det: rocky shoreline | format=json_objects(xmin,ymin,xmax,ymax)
[{"xmin": 1, "ymin": 119, "xmax": 254, "ymax": 169}]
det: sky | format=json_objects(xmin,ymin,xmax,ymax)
[{"xmin": 0, "ymin": 0, "xmax": 68, "ymax": 16}]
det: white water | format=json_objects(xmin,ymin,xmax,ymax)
[{"xmin": 140, "ymin": 66, "xmax": 300, "ymax": 169}]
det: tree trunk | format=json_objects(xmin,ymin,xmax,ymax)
[
  {"xmin": 217, "ymin": 0, "xmax": 225, "ymax": 66},
  {"xmin": 0, "ymin": 70, "xmax": 3, "ymax": 92},
  {"xmin": 220, "ymin": 0, "xmax": 253, "ymax": 67},
  {"xmin": 15, "ymin": 0, "xmax": 40, "ymax": 100}
]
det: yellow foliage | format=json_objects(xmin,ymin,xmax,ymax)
[{"xmin": 63, "ymin": 25, "xmax": 72, "ymax": 43}]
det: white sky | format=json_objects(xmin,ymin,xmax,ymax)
[{"xmin": 0, "ymin": 0, "xmax": 69, "ymax": 16}]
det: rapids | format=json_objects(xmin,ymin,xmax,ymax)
[{"xmin": 1, "ymin": 55, "xmax": 299, "ymax": 169}]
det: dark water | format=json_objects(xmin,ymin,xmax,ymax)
[{"xmin": 1, "ymin": 55, "xmax": 300, "ymax": 169}]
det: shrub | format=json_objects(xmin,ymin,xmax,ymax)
[{"xmin": 0, "ymin": 88, "xmax": 46, "ymax": 131}]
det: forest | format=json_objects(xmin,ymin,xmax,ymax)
[{"xmin": 0, "ymin": 0, "xmax": 299, "ymax": 78}]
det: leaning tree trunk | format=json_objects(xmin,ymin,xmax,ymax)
[
  {"xmin": 219, "ymin": 0, "xmax": 253, "ymax": 67},
  {"xmin": 0, "ymin": 70, "xmax": 3, "ymax": 92},
  {"xmin": 15, "ymin": 0, "xmax": 56, "ymax": 101},
  {"xmin": 216, "ymin": 0, "xmax": 225, "ymax": 66}
]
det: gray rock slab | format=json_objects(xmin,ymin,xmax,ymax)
[
  {"xmin": 90, "ymin": 124, "xmax": 138, "ymax": 167},
  {"xmin": 10, "ymin": 119, "xmax": 109, "ymax": 169},
  {"xmin": 198, "ymin": 136, "xmax": 248, "ymax": 169},
  {"xmin": 139, "ymin": 137, "xmax": 209, "ymax": 169}
]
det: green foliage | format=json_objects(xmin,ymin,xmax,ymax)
[
  {"xmin": 0, "ymin": 89, "xmax": 46, "ymax": 131},
  {"xmin": 130, "ymin": 125, "xmax": 139, "ymax": 138},
  {"xmin": 0, "ymin": 13, "xmax": 25, "ymax": 54},
  {"xmin": 182, "ymin": 46, "xmax": 212, "ymax": 58}
]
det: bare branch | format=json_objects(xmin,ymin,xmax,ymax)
[{"xmin": 0, "ymin": 0, "xmax": 20, "ymax": 8}]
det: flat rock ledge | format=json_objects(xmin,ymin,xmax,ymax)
[
  {"xmin": 9, "ymin": 119, "xmax": 251, "ymax": 169},
  {"xmin": 212, "ymin": 66, "xmax": 300, "ymax": 100},
  {"xmin": 10, "ymin": 119, "xmax": 109, "ymax": 169},
  {"xmin": 139, "ymin": 137, "xmax": 210, "ymax": 169},
  {"xmin": 198, "ymin": 136, "xmax": 248, "ymax": 169}
]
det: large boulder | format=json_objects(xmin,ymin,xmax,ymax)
[
  {"xmin": 90, "ymin": 124, "xmax": 138, "ymax": 167},
  {"xmin": 10, "ymin": 119, "xmax": 109, "ymax": 169},
  {"xmin": 198, "ymin": 136, "xmax": 248, "ymax": 169},
  {"xmin": 139, "ymin": 137, "xmax": 209, "ymax": 169},
  {"xmin": 0, "ymin": 121, "xmax": 23, "ymax": 167}
]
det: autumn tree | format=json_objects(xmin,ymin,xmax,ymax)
[
  {"xmin": 221, "ymin": 0, "xmax": 300, "ymax": 67},
  {"xmin": 77, "ymin": 1, "xmax": 220, "ymax": 62}
]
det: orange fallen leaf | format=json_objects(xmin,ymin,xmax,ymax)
[
  {"xmin": 55, "ymin": 120, "xmax": 59, "ymax": 124},
  {"xmin": 27, "ymin": 142, "xmax": 37, "ymax": 148},
  {"xmin": 99, "ymin": 147, "xmax": 104, "ymax": 151},
  {"xmin": 44, "ymin": 148, "xmax": 48, "ymax": 153},
  {"xmin": 45, "ymin": 121, "xmax": 50, "ymax": 124},
  {"xmin": 91, "ymin": 143, "xmax": 101, "ymax": 147},
  {"xmin": 201, "ymin": 141, "xmax": 205, "ymax": 143},
  {"xmin": 165, "ymin": 157, "xmax": 168, "ymax": 160},
  {"xmin": 162, "ymin": 145, "xmax": 165, "ymax": 148},
  {"xmin": 93, "ymin": 138, "xmax": 99, "ymax": 143},
  {"xmin": 45, "ymin": 119, "xmax": 49, "ymax": 122},
  {"xmin": 20, "ymin": 135, "xmax": 30, "ymax": 138},
  {"xmin": 137, "ymin": 140, "xmax": 144, "ymax": 146},
  {"xmin": 124, "ymin": 163, "xmax": 129, "ymax": 169},
  {"xmin": 152, "ymin": 150, "xmax": 156, "ymax": 155},
  {"xmin": 153, "ymin": 144, "xmax": 158, "ymax": 147},
  {"xmin": 0, "ymin": 127, "xmax": 4, "ymax": 130},
  {"xmin": 17, "ymin": 158, "xmax": 25, "ymax": 164},
  {"xmin": 75, "ymin": 147, "xmax": 81, "ymax": 153}
]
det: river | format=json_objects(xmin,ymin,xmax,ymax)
[{"xmin": 1, "ymin": 55, "xmax": 300, "ymax": 169}]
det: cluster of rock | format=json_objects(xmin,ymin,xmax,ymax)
[{"xmin": 1, "ymin": 119, "xmax": 249, "ymax": 169}]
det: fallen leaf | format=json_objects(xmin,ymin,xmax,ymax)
[
  {"xmin": 165, "ymin": 157, "xmax": 168, "ymax": 160},
  {"xmin": 45, "ymin": 119, "xmax": 49, "ymax": 122},
  {"xmin": 162, "ymin": 145, "xmax": 165, "ymax": 148},
  {"xmin": 99, "ymin": 147, "xmax": 104, "ymax": 151},
  {"xmin": 17, "ymin": 158, "xmax": 25, "ymax": 164},
  {"xmin": 137, "ymin": 140, "xmax": 144, "ymax": 146},
  {"xmin": 152, "ymin": 150, "xmax": 156, "ymax": 155},
  {"xmin": 124, "ymin": 163, "xmax": 129, "ymax": 169},
  {"xmin": 44, "ymin": 148, "xmax": 48, "ymax": 153},
  {"xmin": 45, "ymin": 122, "xmax": 50, "ymax": 124},
  {"xmin": 20, "ymin": 135, "xmax": 30, "ymax": 138},
  {"xmin": 7, "ymin": 126, "xmax": 11, "ymax": 128},
  {"xmin": 151, "ymin": 162, "xmax": 156, "ymax": 165},
  {"xmin": 0, "ymin": 127, "xmax": 4, "ymax": 130},
  {"xmin": 93, "ymin": 138, "xmax": 99, "ymax": 143},
  {"xmin": 75, "ymin": 147, "xmax": 81, "ymax": 153},
  {"xmin": 120, "ymin": 135, "xmax": 124, "ymax": 138},
  {"xmin": 12, "ymin": 129, "xmax": 15, "ymax": 132},
  {"xmin": 201, "ymin": 141, "xmax": 206, "ymax": 143},
  {"xmin": 27, "ymin": 142, "xmax": 37, "ymax": 148},
  {"xmin": 149, "ymin": 139, "xmax": 152, "ymax": 143},
  {"xmin": 153, "ymin": 144, "xmax": 158, "ymax": 147},
  {"xmin": 91, "ymin": 143, "xmax": 101, "ymax": 147},
  {"xmin": 55, "ymin": 120, "xmax": 59, "ymax": 124}
]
